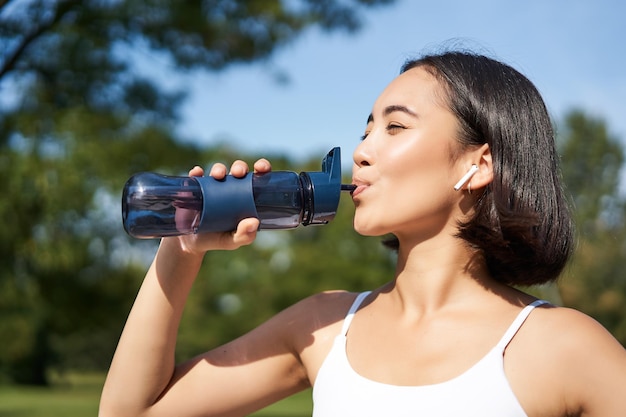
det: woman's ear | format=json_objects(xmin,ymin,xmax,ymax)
[
  {"xmin": 471, "ymin": 143, "xmax": 493, "ymax": 191},
  {"xmin": 454, "ymin": 143, "xmax": 493, "ymax": 193}
]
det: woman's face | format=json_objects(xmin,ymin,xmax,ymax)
[{"xmin": 351, "ymin": 66, "xmax": 468, "ymax": 241}]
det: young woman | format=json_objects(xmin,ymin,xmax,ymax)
[{"xmin": 100, "ymin": 51, "xmax": 626, "ymax": 417}]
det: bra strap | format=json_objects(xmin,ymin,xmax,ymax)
[
  {"xmin": 496, "ymin": 299, "xmax": 550, "ymax": 351},
  {"xmin": 340, "ymin": 291, "xmax": 371, "ymax": 336}
]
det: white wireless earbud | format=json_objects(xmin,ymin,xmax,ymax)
[{"xmin": 453, "ymin": 165, "xmax": 479, "ymax": 191}]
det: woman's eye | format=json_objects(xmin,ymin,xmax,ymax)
[
  {"xmin": 360, "ymin": 131, "xmax": 370, "ymax": 141},
  {"xmin": 386, "ymin": 124, "xmax": 405, "ymax": 134}
]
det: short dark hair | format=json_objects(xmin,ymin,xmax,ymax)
[{"xmin": 387, "ymin": 51, "xmax": 574, "ymax": 286}]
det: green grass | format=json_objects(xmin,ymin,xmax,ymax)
[
  {"xmin": 0, "ymin": 373, "xmax": 103, "ymax": 417},
  {"xmin": 0, "ymin": 373, "xmax": 312, "ymax": 417}
]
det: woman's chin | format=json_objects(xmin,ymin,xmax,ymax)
[{"xmin": 353, "ymin": 221, "xmax": 388, "ymax": 238}]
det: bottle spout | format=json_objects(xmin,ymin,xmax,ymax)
[{"xmin": 341, "ymin": 184, "xmax": 356, "ymax": 192}]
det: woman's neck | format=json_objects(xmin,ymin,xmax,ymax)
[{"xmin": 386, "ymin": 234, "xmax": 495, "ymax": 314}]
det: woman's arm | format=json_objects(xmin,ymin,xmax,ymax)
[{"xmin": 99, "ymin": 160, "xmax": 310, "ymax": 417}]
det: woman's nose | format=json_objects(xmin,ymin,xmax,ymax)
[{"xmin": 353, "ymin": 138, "xmax": 372, "ymax": 167}]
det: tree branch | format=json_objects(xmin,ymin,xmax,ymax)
[
  {"xmin": 0, "ymin": 0, "xmax": 80, "ymax": 80},
  {"xmin": 0, "ymin": 0, "xmax": 15, "ymax": 13}
]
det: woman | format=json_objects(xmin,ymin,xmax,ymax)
[{"xmin": 100, "ymin": 51, "xmax": 626, "ymax": 417}]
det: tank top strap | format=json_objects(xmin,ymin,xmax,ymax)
[
  {"xmin": 340, "ymin": 291, "xmax": 372, "ymax": 336},
  {"xmin": 495, "ymin": 299, "xmax": 550, "ymax": 351}
]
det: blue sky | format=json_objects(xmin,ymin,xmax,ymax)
[{"xmin": 169, "ymin": 0, "xmax": 625, "ymax": 166}]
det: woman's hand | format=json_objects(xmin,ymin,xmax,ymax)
[{"xmin": 174, "ymin": 158, "xmax": 272, "ymax": 255}]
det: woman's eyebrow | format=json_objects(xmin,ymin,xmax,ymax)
[
  {"xmin": 366, "ymin": 105, "xmax": 417, "ymax": 124},
  {"xmin": 383, "ymin": 104, "xmax": 417, "ymax": 118}
]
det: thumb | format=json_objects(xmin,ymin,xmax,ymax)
[{"xmin": 231, "ymin": 218, "xmax": 260, "ymax": 248}]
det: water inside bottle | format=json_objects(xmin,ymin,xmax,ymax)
[{"xmin": 122, "ymin": 174, "xmax": 203, "ymax": 238}]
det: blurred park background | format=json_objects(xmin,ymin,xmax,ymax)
[{"xmin": 1, "ymin": 0, "xmax": 625, "ymax": 415}]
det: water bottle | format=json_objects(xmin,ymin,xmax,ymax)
[{"xmin": 121, "ymin": 147, "xmax": 355, "ymax": 238}]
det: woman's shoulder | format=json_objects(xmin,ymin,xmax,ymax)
[
  {"xmin": 527, "ymin": 305, "xmax": 626, "ymax": 380},
  {"xmin": 519, "ymin": 304, "xmax": 624, "ymax": 360},
  {"xmin": 244, "ymin": 290, "xmax": 362, "ymax": 353},
  {"xmin": 529, "ymin": 303, "xmax": 622, "ymax": 349},
  {"xmin": 506, "ymin": 301, "xmax": 626, "ymax": 381},
  {"xmin": 267, "ymin": 290, "xmax": 363, "ymax": 380},
  {"xmin": 508, "ymin": 303, "xmax": 626, "ymax": 415},
  {"xmin": 302, "ymin": 290, "xmax": 363, "ymax": 310},
  {"xmin": 282, "ymin": 290, "xmax": 363, "ymax": 331}
]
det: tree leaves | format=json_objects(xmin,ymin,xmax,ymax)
[
  {"xmin": 0, "ymin": 0, "xmax": 396, "ymax": 384},
  {"xmin": 557, "ymin": 109, "xmax": 626, "ymax": 345}
]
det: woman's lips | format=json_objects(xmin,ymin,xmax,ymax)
[{"xmin": 351, "ymin": 184, "xmax": 368, "ymax": 198}]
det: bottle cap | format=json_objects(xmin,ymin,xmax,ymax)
[{"xmin": 301, "ymin": 147, "xmax": 342, "ymax": 225}]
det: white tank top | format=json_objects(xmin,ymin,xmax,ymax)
[{"xmin": 312, "ymin": 292, "xmax": 547, "ymax": 417}]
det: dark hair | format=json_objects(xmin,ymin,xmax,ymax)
[{"xmin": 388, "ymin": 51, "xmax": 574, "ymax": 286}]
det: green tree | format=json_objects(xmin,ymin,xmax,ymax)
[
  {"xmin": 557, "ymin": 109, "xmax": 626, "ymax": 345},
  {"xmin": 0, "ymin": 0, "xmax": 395, "ymax": 384}
]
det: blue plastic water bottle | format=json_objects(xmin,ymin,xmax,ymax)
[{"xmin": 121, "ymin": 147, "xmax": 353, "ymax": 238}]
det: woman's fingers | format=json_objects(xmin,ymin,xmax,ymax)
[
  {"xmin": 254, "ymin": 158, "xmax": 271, "ymax": 174},
  {"xmin": 200, "ymin": 158, "xmax": 270, "ymax": 180},
  {"xmin": 188, "ymin": 165, "xmax": 205, "ymax": 177},
  {"xmin": 208, "ymin": 163, "xmax": 228, "ymax": 179},
  {"xmin": 229, "ymin": 160, "xmax": 249, "ymax": 178}
]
